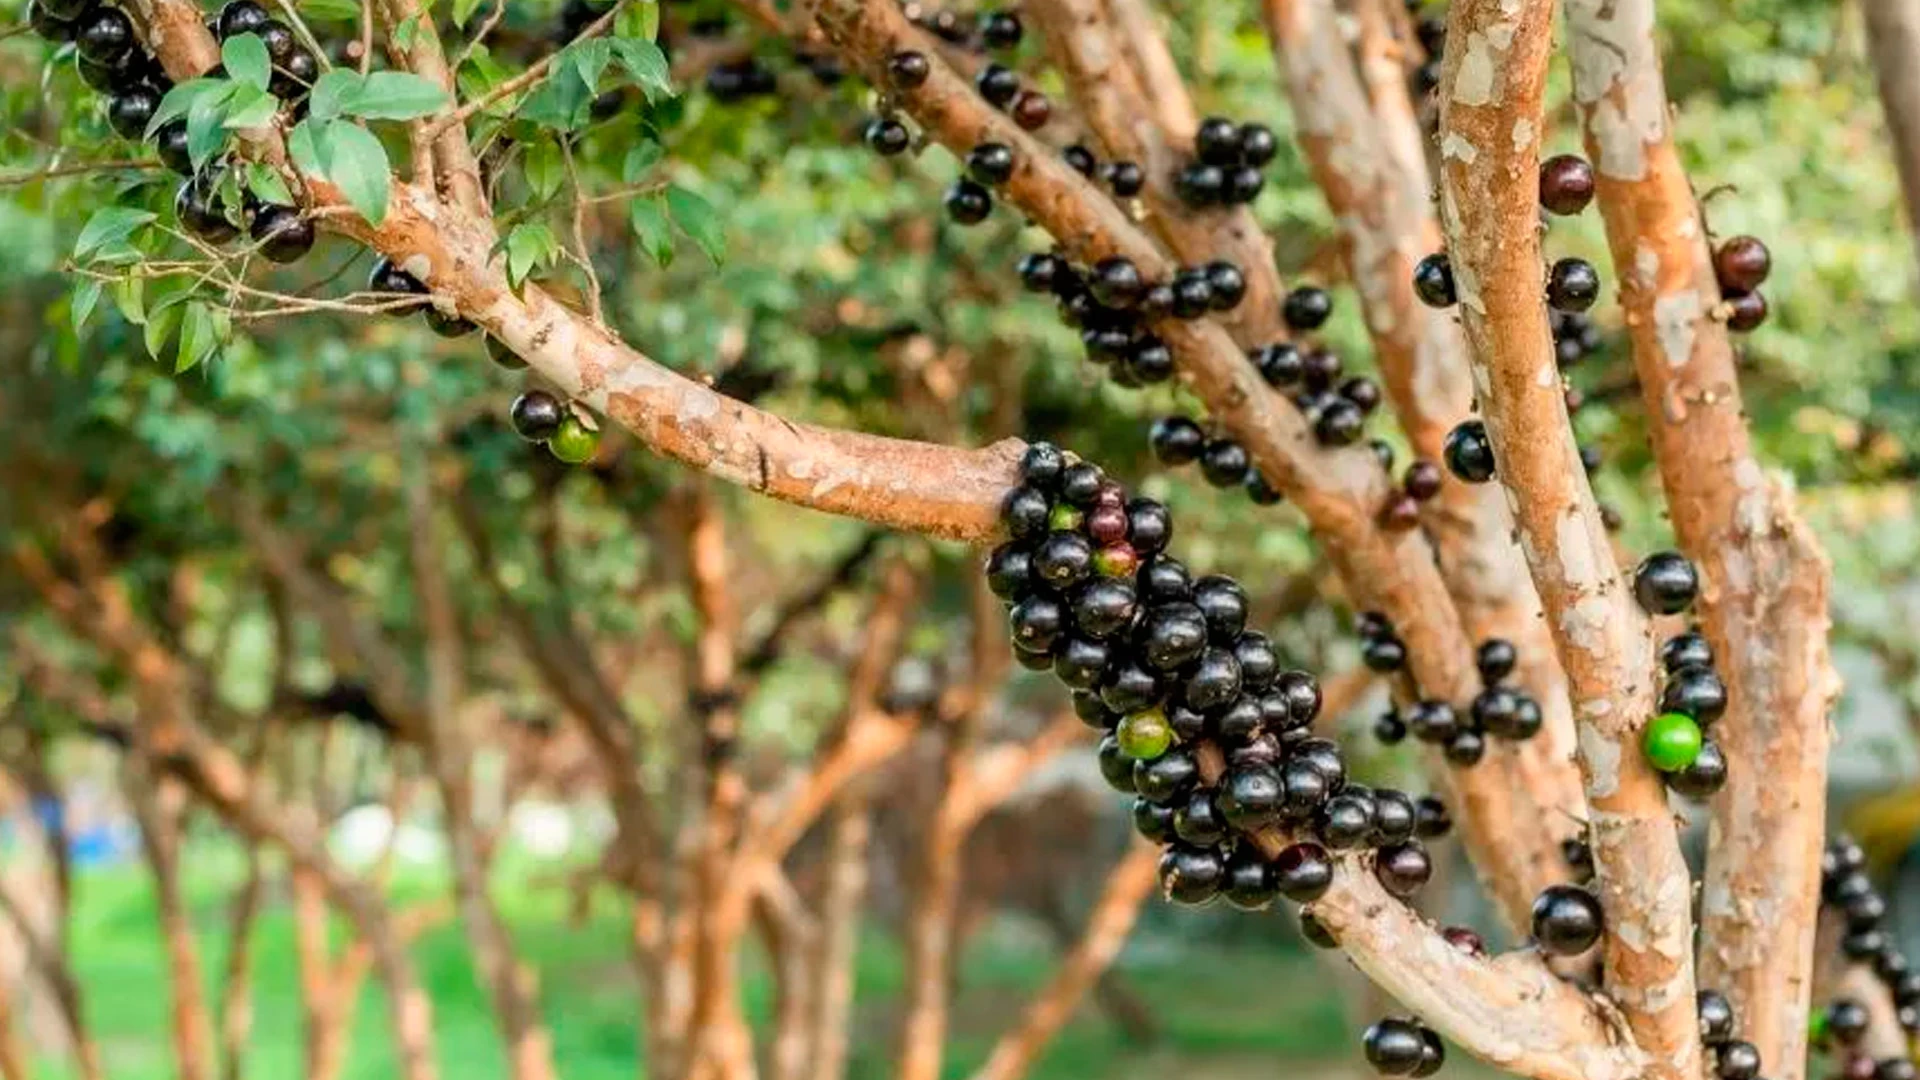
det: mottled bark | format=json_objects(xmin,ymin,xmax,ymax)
[{"xmin": 1863, "ymin": 0, "xmax": 1920, "ymax": 283}]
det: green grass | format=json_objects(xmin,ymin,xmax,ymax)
[{"xmin": 35, "ymin": 855, "xmax": 1367, "ymax": 1080}]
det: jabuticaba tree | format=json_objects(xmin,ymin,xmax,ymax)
[{"xmin": 1, "ymin": 0, "xmax": 1915, "ymax": 1075}]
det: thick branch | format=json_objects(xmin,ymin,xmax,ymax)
[
  {"xmin": 1435, "ymin": 0, "xmax": 1697, "ymax": 1073},
  {"xmin": 1560, "ymin": 0, "xmax": 1837, "ymax": 1070},
  {"xmin": 1261, "ymin": 0, "xmax": 1584, "ymax": 930},
  {"xmin": 1863, "ymin": 0, "xmax": 1920, "ymax": 286}
]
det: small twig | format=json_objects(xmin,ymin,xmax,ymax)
[
  {"xmin": 0, "ymin": 159, "xmax": 159, "ymax": 186},
  {"xmin": 358, "ymin": 0, "xmax": 374, "ymax": 74},
  {"xmin": 560, "ymin": 139, "xmax": 604, "ymax": 324},
  {"xmin": 451, "ymin": 0, "xmax": 508, "ymax": 71},
  {"xmin": 419, "ymin": 1, "xmax": 626, "ymax": 141}
]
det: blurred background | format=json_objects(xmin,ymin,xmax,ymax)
[{"xmin": 0, "ymin": 0, "xmax": 1918, "ymax": 1076}]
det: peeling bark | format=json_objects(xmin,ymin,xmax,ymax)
[
  {"xmin": 1435, "ymin": 0, "xmax": 1700, "ymax": 1075},
  {"xmin": 1560, "ymin": 0, "xmax": 1837, "ymax": 1071}
]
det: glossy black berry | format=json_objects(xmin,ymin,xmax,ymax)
[
  {"xmin": 985, "ymin": 543, "xmax": 1034, "ymax": 600},
  {"xmin": 510, "ymin": 390, "xmax": 566, "ymax": 442},
  {"xmin": 1199, "ymin": 439, "xmax": 1251, "ymax": 488},
  {"xmin": 153, "ymin": 121, "xmax": 192, "ymax": 175},
  {"xmin": 1445, "ymin": 729, "xmax": 1486, "ymax": 765},
  {"xmin": 29, "ymin": 0, "xmax": 79, "ymax": 40},
  {"xmin": 1546, "ymin": 258, "xmax": 1601, "ymax": 313},
  {"xmin": 1313, "ymin": 399, "xmax": 1366, "ymax": 446},
  {"xmin": 944, "ymin": 180, "xmax": 992, "ymax": 224},
  {"xmin": 1476, "ymin": 638, "xmax": 1517, "ymax": 682},
  {"xmin": 1194, "ymin": 116, "xmax": 1241, "ymax": 165},
  {"xmin": 978, "ymin": 9, "xmax": 1022, "ymax": 48},
  {"xmin": 1224, "ymin": 166, "xmax": 1264, "ymax": 204},
  {"xmin": 1283, "ymin": 287, "xmax": 1333, "ymax": 331},
  {"xmin": 1697, "ymin": 989, "xmax": 1735, "ymax": 1046},
  {"xmin": 1633, "ymin": 551, "xmax": 1698, "ymax": 615},
  {"xmin": 1317, "ymin": 793, "xmax": 1374, "ymax": 849},
  {"xmin": 258, "ymin": 19, "xmax": 295, "ymax": 62},
  {"xmin": 1126, "ymin": 498, "xmax": 1172, "ymax": 555},
  {"xmin": 1412, "ymin": 252, "xmax": 1456, "ymax": 308},
  {"xmin": 1150, "ymin": 416, "xmax": 1205, "ymax": 466},
  {"xmin": 269, "ymin": 46, "xmax": 318, "ymax": 99},
  {"xmin": 1089, "ymin": 257, "xmax": 1145, "ymax": 309},
  {"xmin": 1101, "ymin": 160, "xmax": 1144, "ymax": 198},
  {"xmin": 175, "ymin": 174, "xmax": 239, "ymax": 243},
  {"xmin": 1063, "ymin": 144, "xmax": 1097, "ymax": 176},
  {"xmin": 1374, "ymin": 841, "xmax": 1432, "ymax": 899},
  {"xmin": 1362, "ymin": 1019, "xmax": 1426, "ymax": 1077},
  {"xmin": 107, "ymin": 85, "xmax": 161, "ymax": 141},
  {"xmin": 1175, "ymin": 162, "xmax": 1225, "ymax": 206},
  {"xmin": 250, "ymin": 204, "xmax": 314, "ymax": 263},
  {"xmin": 1472, "ymin": 687, "xmax": 1525, "ymax": 738},
  {"xmin": 1204, "ymin": 261, "xmax": 1246, "ymax": 310},
  {"xmin": 1191, "ymin": 576, "xmax": 1248, "ymax": 642},
  {"xmin": 1661, "ymin": 631, "xmax": 1714, "ymax": 673},
  {"xmin": 1725, "ymin": 290, "xmax": 1768, "ymax": 332},
  {"xmin": 1131, "ymin": 797, "xmax": 1174, "ymax": 842},
  {"xmin": 1714, "ymin": 236, "xmax": 1771, "ymax": 293},
  {"xmin": 1016, "ymin": 252, "xmax": 1066, "ymax": 293},
  {"xmin": 1373, "ymin": 711, "xmax": 1407, "ymax": 744},
  {"xmin": 1169, "ymin": 270, "xmax": 1213, "ymax": 318},
  {"xmin": 1138, "ymin": 556, "xmax": 1191, "ymax": 604},
  {"xmin": 1253, "ymin": 342, "xmax": 1303, "ymax": 387},
  {"xmin": 1539, "ymin": 154, "xmax": 1595, "ymax": 216},
  {"xmin": 1362, "ymin": 636, "xmax": 1406, "ymax": 673},
  {"xmin": 1034, "ymin": 531, "xmax": 1094, "ymax": 591},
  {"xmin": 1001, "ymin": 486, "xmax": 1052, "ymax": 540},
  {"xmin": 1407, "ymin": 700, "xmax": 1459, "ymax": 743},
  {"xmin": 1239, "ymin": 123, "xmax": 1277, "ymax": 166},
  {"xmin": 1097, "ymin": 732, "xmax": 1137, "ymax": 793},
  {"xmin": 1661, "ymin": 665, "xmax": 1727, "ymax": 723},
  {"xmin": 1828, "ymin": 999, "xmax": 1871, "ymax": 1046},
  {"xmin": 966, "ymin": 142, "xmax": 1015, "ymax": 185},
  {"xmin": 886, "ymin": 50, "xmax": 930, "ymax": 87},
  {"xmin": 1373, "ymin": 790, "xmax": 1417, "ymax": 844},
  {"xmin": 1413, "ymin": 796, "xmax": 1451, "ymax": 838},
  {"xmin": 1531, "ymin": 884, "xmax": 1604, "ymax": 955},
  {"xmin": 1158, "ymin": 843, "xmax": 1225, "ymax": 905},
  {"xmin": 975, "ymin": 63, "xmax": 1019, "ymax": 108},
  {"xmin": 77, "ymin": 6, "xmax": 134, "ymax": 63},
  {"xmin": 1272, "ymin": 841, "xmax": 1335, "ymax": 902},
  {"xmin": 1100, "ymin": 660, "xmax": 1164, "ymax": 715},
  {"xmin": 1443, "ymin": 419, "xmax": 1496, "ymax": 483},
  {"xmin": 1667, "ymin": 738, "xmax": 1727, "ymax": 799},
  {"xmin": 1139, "ymin": 604, "xmax": 1208, "ymax": 671},
  {"xmin": 1277, "ymin": 671, "xmax": 1322, "ymax": 727},
  {"xmin": 216, "ymin": 0, "xmax": 271, "ymax": 38},
  {"xmin": 1718, "ymin": 1040, "xmax": 1761, "ymax": 1080}
]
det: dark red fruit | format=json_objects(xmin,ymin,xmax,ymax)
[
  {"xmin": 250, "ymin": 204, "xmax": 314, "ymax": 263},
  {"xmin": 1539, "ymin": 153, "xmax": 1595, "ymax": 215},
  {"xmin": 886, "ymin": 50, "xmax": 930, "ymax": 87},
  {"xmin": 1374, "ymin": 840, "xmax": 1431, "ymax": 898},
  {"xmin": 1725, "ymin": 289, "xmax": 1767, "ymax": 332},
  {"xmin": 1011, "ymin": 90, "xmax": 1052, "ymax": 130},
  {"xmin": 1714, "ymin": 236, "xmax": 1771, "ymax": 293}
]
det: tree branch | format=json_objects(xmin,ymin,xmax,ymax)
[
  {"xmin": 1559, "ymin": 0, "xmax": 1838, "ymax": 1069},
  {"xmin": 1435, "ymin": 0, "xmax": 1698, "ymax": 1073}
]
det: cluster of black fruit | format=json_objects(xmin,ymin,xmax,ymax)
[
  {"xmin": 1375, "ymin": 457, "xmax": 1445, "ymax": 531},
  {"xmin": 1553, "ymin": 309, "xmax": 1604, "ymax": 367},
  {"xmin": 1713, "ymin": 236, "xmax": 1772, "ymax": 333},
  {"xmin": 1254, "ymin": 288, "xmax": 1382, "ymax": 449},
  {"xmin": 1016, "ymin": 251, "xmax": 1244, "ymax": 384},
  {"xmin": 1693, "ymin": 987, "xmax": 1788, "ymax": 1080},
  {"xmin": 1811, "ymin": 993, "xmax": 1904, "ymax": 1080},
  {"xmin": 1172, "ymin": 116, "xmax": 1277, "ymax": 208},
  {"xmin": 909, "ymin": 3, "xmax": 1026, "ymax": 53},
  {"xmin": 863, "ymin": 44, "xmax": 1049, "ymax": 223},
  {"xmin": 986, "ymin": 443, "xmax": 1453, "ymax": 913},
  {"xmin": 28, "ymin": 0, "xmax": 318, "ymax": 262},
  {"xmin": 1822, "ymin": 834, "xmax": 1920, "ymax": 1058},
  {"xmin": 1412, "ymin": 154, "xmax": 1600, "ymax": 316},
  {"xmin": 1627, "ymin": 551, "xmax": 1729, "ymax": 795},
  {"xmin": 1366, "ymin": 620, "xmax": 1544, "ymax": 765},
  {"xmin": 1362, "ymin": 1017, "xmax": 1445, "ymax": 1077}
]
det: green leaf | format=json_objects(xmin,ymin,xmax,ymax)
[
  {"xmin": 144, "ymin": 303, "xmax": 182, "ymax": 362},
  {"xmin": 222, "ymin": 32, "xmax": 272, "ymax": 91},
  {"xmin": 245, "ymin": 162, "xmax": 295, "ymax": 206},
  {"xmin": 186, "ymin": 82, "xmax": 236, "ymax": 170},
  {"xmin": 349, "ymin": 71, "xmax": 447, "ymax": 120},
  {"xmin": 621, "ymin": 140, "xmax": 663, "ymax": 183},
  {"xmin": 611, "ymin": 37, "xmax": 671, "ymax": 99},
  {"xmin": 569, "ymin": 38, "xmax": 614, "ymax": 94},
  {"xmin": 453, "ymin": 0, "xmax": 485, "ymax": 29},
  {"xmin": 146, "ymin": 78, "xmax": 224, "ymax": 138},
  {"xmin": 523, "ymin": 139, "xmax": 564, "ymax": 201},
  {"xmin": 70, "ymin": 279, "xmax": 102, "ymax": 335},
  {"xmin": 176, "ymin": 301, "xmax": 224, "ymax": 373},
  {"xmin": 300, "ymin": 0, "xmax": 361, "ymax": 20},
  {"xmin": 503, "ymin": 222, "xmax": 558, "ymax": 287},
  {"xmin": 111, "ymin": 276, "xmax": 145, "ymax": 326},
  {"xmin": 666, "ymin": 186, "xmax": 723, "ymax": 264},
  {"xmin": 628, "ymin": 195, "xmax": 672, "ymax": 268},
  {"xmin": 308, "ymin": 69, "xmax": 360, "ymax": 123},
  {"xmin": 319, "ymin": 122, "xmax": 391, "ymax": 225},
  {"xmin": 619, "ymin": 0, "xmax": 660, "ymax": 42},
  {"xmin": 224, "ymin": 83, "xmax": 280, "ymax": 129},
  {"xmin": 74, "ymin": 207, "xmax": 156, "ymax": 262},
  {"xmin": 286, "ymin": 119, "xmax": 326, "ymax": 178}
]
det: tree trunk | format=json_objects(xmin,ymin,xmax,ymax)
[{"xmin": 1864, "ymin": 0, "xmax": 1920, "ymax": 285}]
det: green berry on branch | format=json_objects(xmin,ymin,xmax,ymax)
[{"xmin": 1643, "ymin": 711, "xmax": 1704, "ymax": 772}]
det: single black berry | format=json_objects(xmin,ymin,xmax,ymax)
[
  {"xmin": 1633, "ymin": 551, "xmax": 1699, "ymax": 615},
  {"xmin": 1362, "ymin": 1018, "xmax": 1426, "ymax": 1076},
  {"xmin": 887, "ymin": 50, "xmax": 930, "ymax": 87},
  {"xmin": 1714, "ymin": 236, "xmax": 1771, "ymax": 293},
  {"xmin": 1661, "ymin": 631, "xmax": 1714, "ymax": 673},
  {"xmin": 250, "ymin": 204, "xmax": 314, "ymax": 263},
  {"xmin": 1239, "ymin": 123, "xmax": 1277, "ymax": 166},
  {"xmin": 1175, "ymin": 163, "xmax": 1225, "ymax": 206},
  {"xmin": 1064, "ymin": 144, "xmax": 1097, "ymax": 176},
  {"xmin": 1667, "ymin": 738, "xmax": 1727, "ymax": 799},
  {"xmin": 1194, "ymin": 116, "xmax": 1241, "ymax": 165},
  {"xmin": 1313, "ymin": 399, "xmax": 1366, "ymax": 446},
  {"xmin": 175, "ymin": 174, "xmax": 239, "ymax": 243},
  {"xmin": 1697, "ymin": 989, "xmax": 1735, "ymax": 1046},
  {"xmin": 77, "ymin": 6, "xmax": 134, "ymax": 63},
  {"xmin": 1102, "ymin": 159, "xmax": 1144, "ymax": 197},
  {"xmin": 975, "ymin": 63, "xmax": 1020, "ymax": 108},
  {"xmin": 1443, "ymin": 419, "xmax": 1496, "ymax": 483},
  {"xmin": 1362, "ymin": 636, "xmax": 1406, "ymax": 673},
  {"xmin": 1531, "ymin": 884, "xmax": 1604, "ymax": 955},
  {"xmin": 1282, "ymin": 286, "xmax": 1333, "ymax": 331},
  {"xmin": 1413, "ymin": 796, "xmax": 1451, "ymax": 838},
  {"xmin": 217, "ymin": 0, "xmax": 271, "ymax": 38},
  {"xmin": 944, "ymin": 180, "xmax": 992, "ymax": 224},
  {"xmin": 1476, "ymin": 638, "xmax": 1517, "ymax": 682},
  {"xmin": 510, "ymin": 390, "xmax": 566, "ymax": 441},
  {"xmin": 1222, "ymin": 850, "xmax": 1278, "ymax": 910},
  {"xmin": 1725, "ymin": 290, "xmax": 1768, "ymax": 332},
  {"xmin": 1661, "ymin": 665, "xmax": 1727, "ymax": 723},
  {"xmin": 1412, "ymin": 252, "xmax": 1456, "ymax": 308},
  {"xmin": 269, "ymin": 46, "xmax": 318, "ymax": 99},
  {"xmin": 1374, "ymin": 841, "xmax": 1432, "ymax": 899},
  {"xmin": 1149, "ymin": 416, "xmax": 1204, "ymax": 466},
  {"xmin": 1546, "ymin": 257, "xmax": 1601, "ymax": 313},
  {"xmin": 978, "ymin": 9, "xmax": 1022, "ymax": 48},
  {"xmin": 1204, "ymin": 261, "xmax": 1246, "ymax": 310},
  {"xmin": 966, "ymin": 142, "xmax": 1015, "ymax": 185},
  {"xmin": 1253, "ymin": 342, "xmax": 1303, "ymax": 387},
  {"xmin": 1158, "ymin": 843, "xmax": 1225, "ymax": 904},
  {"xmin": 1718, "ymin": 1041, "xmax": 1761, "ymax": 1080},
  {"xmin": 1199, "ymin": 439, "xmax": 1251, "ymax": 487}
]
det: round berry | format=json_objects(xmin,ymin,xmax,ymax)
[
  {"xmin": 1064, "ymin": 144, "xmax": 1097, "ymax": 176},
  {"xmin": 1282, "ymin": 286, "xmax": 1333, "ymax": 331},
  {"xmin": 1100, "ymin": 159, "xmax": 1144, "ymax": 197},
  {"xmin": 1443, "ymin": 419, "xmax": 1496, "ymax": 483},
  {"xmin": 1414, "ymin": 796, "xmax": 1451, "ymax": 838},
  {"xmin": 1149, "ymin": 416, "xmax": 1205, "ymax": 466},
  {"xmin": 1547, "ymin": 257, "xmax": 1601, "ymax": 312},
  {"xmin": 1643, "ymin": 711, "xmax": 1703, "ymax": 772},
  {"xmin": 1661, "ymin": 631, "xmax": 1714, "ymax": 673},
  {"xmin": 1714, "ymin": 236, "xmax": 1771, "ymax": 293},
  {"xmin": 1633, "ymin": 550, "xmax": 1699, "ymax": 615},
  {"xmin": 270, "ymin": 45, "xmax": 318, "ymax": 98},
  {"xmin": 1125, "ymin": 498, "xmax": 1171, "ymax": 555},
  {"xmin": 1374, "ymin": 841, "xmax": 1432, "ymax": 899},
  {"xmin": 1133, "ymin": 746, "xmax": 1198, "ymax": 804},
  {"xmin": 217, "ymin": 0, "xmax": 271, "ymax": 38},
  {"xmin": 1539, "ymin": 154, "xmax": 1596, "ymax": 215},
  {"xmin": 1158, "ymin": 844, "xmax": 1225, "ymax": 905},
  {"xmin": 944, "ymin": 180, "xmax": 992, "ymax": 224},
  {"xmin": 1096, "ymin": 733, "xmax": 1137, "ymax": 793},
  {"xmin": 1222, "ymin": 850, "xmax": 1278, "ymax": 911},
  {"xmin": 1194, "ymin": 116, "xmax": 1241, "ymax": 165},
  {"xmin": 1667, "ymin": 737, "xmax": 1727, "ymax": 799},
  {"xmin": 985, "ymin": 543, "xmax": 1033, "ymax": 600},
  {"xmin": 1192, "ymin": 576, "xmax": 1248, "ymax": 641},
  {"xmin": 1725, "ymin": 290, "xmax": 1768, "ymax": 332},
  {"xmin": 966, "ymin": 142, "xmax": 1015, "ymax": 186},
  {"xmin": 1034, "ymin": 531, "xmax": 1094, "ymax": 590},
  {"xmin": 1476, "ymin": 638, "xmax": 1517, "ymax": 682},
  {"xmin": 250, "ymin": 204, "xmax": 314, "ymax": 263},
  {"xmin": 1131, "ymin": 797, "xmax": 1174, "ymax": 842},
  {"xmin": 1017, "ymin": 252, "xmax": 1066, "ymax": 293},
  {"xmin": 1661, "ymin": 665, "xmax": 1727, "ymax": 723},
  {"xmin": 1175, "ymin": 162, "xmax": 1225, "ymax": 206},
  {"xmin": 1412, "ymin": 252, "xmax": 1456, "ymax": 308},
  {"xmin": 1009, "ymin": 594, "xmax": 1066, "ymax": 652},
  {"xmin": 1373, "ymin": 711, "xmax": 1407, "ymax": 744},
  {"xmin": 1173, "ymin": 790, "xmax": 1227, "ymax": 847},
  {"xmin": 548, "ymin": 417, "xmax": 600, "ymax": 464},
  {"xmin": 1224, "ymin": 165, "xmax": 1264, "ymax": 204},
  {"xmin": 1253, "ymin": 342, "xmax": 1303, "ymax": 387},
  {"xmin": 510, "ymin": 390, "xmax": 566, "ymax": 442},
  {"xmin": 1199, "ymin": 439, "xmax": 1251, "ymax": 487},
  {"xmin": 175, "ymin": 174, "xmax": 239, "ymax": 243},
  {"xmin": 1531, "ymin": 884, "xmax": 1604, "ymax": 955},
  {"xmin": 1239, "ymin": 123, "xmax": 1277, "ymax": 166},
  {"xmin": 864, "ymin": 117, "xmax": 910, "ymax": 157},
  {"xmin": 1204, "ymin": 261, "xmax": 1246, "ymax": 310},
  {"xmin": 1407, "ymin": 700, "xmax": 1459, "ymax": 743},
  {"xmin": 1445, "ymin": 728, "xmax": 1486, "ymax": 765},
  {"xmin": 1116, "ymin": 706, "xmax": 1173, "ymax": 760},
  {"xmin": 975, "ymin": 63, "xmax": 1019, "ymax": 108},
  {"xmin": 1698, "ymin": 989, "xmax": 1735, "ymax": 1046},
  {"xmin": 77, "ymin": 6, "xmax": 134, "ymax": 62},
  {"xmin": 887, "ymin": 49, "xmax": 930, "ymax": 87},
  {"xmin": 1089, "ymin": 257, "xmax": 1145, "ymax": 309},
  {"xmin": 1313, "ymin": 399, "xmax": 1367, "ymax": 446},
  {"xmin": 1271, "ymin": 840, "xmax": 1334, "ymax": 902},
  {"xmin": 1071, "ymin": 577, "xmax": 1137, "ymax": 639},
  {"xmin": 107, "ymin": 86, "xmax": 161, "ymax": 141},
  {"xmin": 1362, "ymin": 635, "xmax": 1406, "ymax": 673},
  {"xmin": 154, "ymin": 121, "xmax": 193, "ymax": 175},
  {"xmin": 1011, "ymin": 90, "xmax": 1052, "ymax": 130},
  {"xmin": 1362, "ymin": 1018, "xmax": 1426, "ymax": 1076},
  {"xmin": 1718, "ymin": 1040, "xmax": 1761, "ymax": 1080},
  {"xmin": 978, "ymin": 9, "xmax": 1022, "ymax": 48}
]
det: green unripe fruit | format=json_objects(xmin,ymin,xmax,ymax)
[
  {"xmin": 1116, "ymin": 706, "xmax": 1173, "ymax": 761},
  {"xmin": 548, "ymin": 417, "xmax": 601, "ymax": 464},
  {"xmin": 1643, "ymin": 711, "xmax": 1703, "ymax": 773},
  {"xmin": 1049, "ymin": 504, "xmax": 1084, "ymax": 532}
]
